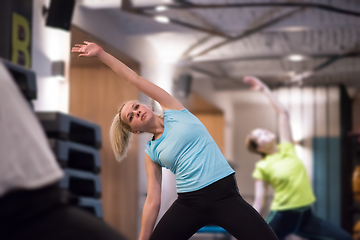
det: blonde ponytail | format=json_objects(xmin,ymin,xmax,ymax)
[{"xmin": 110, "ymin": 103, "xmax": 133, "ymax": 162}]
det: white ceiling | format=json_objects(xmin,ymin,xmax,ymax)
[{"xmin": 80, "ymin": 0, "xmax": 360, "ymax": 90}]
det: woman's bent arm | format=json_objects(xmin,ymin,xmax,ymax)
[
  {"xmin": 253, "ymin": 179, "xmax": 268, "ymax": 214},
  {"xmin": 139, "ymin": 154, "xmax": 162, "ymax": 240}
]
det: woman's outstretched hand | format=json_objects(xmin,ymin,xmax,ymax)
[
  {"xmin": 71, "ymin": 41, "xmax": 103, "ymax": 58},
  {"xmin": 243, "ymin": 76, "xmax": 266, "ymax": 91}
]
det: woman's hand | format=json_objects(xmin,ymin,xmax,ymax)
[
  {"xmin": 71, "ymin": 41, "xmax": 104, "ymax": 58},
  {"xmin": 243, "ymin": 76, "xmax": 266, "ymax": 91}
]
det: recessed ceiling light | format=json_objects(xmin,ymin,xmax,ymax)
[
  {"xmin": 155, "ymin": 5, "xmax": 167, "ymax": 12},
  {"xmin": 154, "ymin": 15, "xmax": 170, "ymax": 24},
  {"xmin": 291, "ymin": 71, "xmax": 313, "ymax": 82},
  {"xmin": 288, "ymin": 71, "xmax": 296, "ymax": 77},
  {"xmin": 80, "ymin": 0, "xmax": 121, "ymax": 9},
  {"xmin": 288, "ymin": 54, "xmax": 305, "ymax": 62}
]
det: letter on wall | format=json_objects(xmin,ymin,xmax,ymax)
[{"xmin": 12, "ymin": 12, "xmax": 31, "ymax": 67}]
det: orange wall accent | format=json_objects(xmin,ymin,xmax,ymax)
[{"xmin": 70, "ymin": 26, "xmax": 140, "ymax": 240}]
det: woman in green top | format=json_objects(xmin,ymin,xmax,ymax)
[{"xmin": 244, "ymin": 76, "xmax": 352, "ymax": 240}]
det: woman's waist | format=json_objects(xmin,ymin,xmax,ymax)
[{"xmin": 177, "ymin": 173, "xmax": 237, "ymax": 198}]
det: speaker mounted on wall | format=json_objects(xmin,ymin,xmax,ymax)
[
  {"xmin": 45, "ymin": 0, "xmax": 75, "ymax": 31},
  {"xmin": 174, "ymin": 74, "xmax": 192, "ymax": 98}
]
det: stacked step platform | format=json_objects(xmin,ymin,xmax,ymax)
[
  {"xmin": 36, "ymin": 112, "xmax": 104, "ymax": 219},
  {"xmin": 1, "ymin": 58, "xmax": 37, "ymax": 109}
]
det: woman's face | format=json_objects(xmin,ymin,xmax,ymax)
[
  {"xmin": 120, "ymin": 102, "xmax": 154, "ymax": 133},
  {"xmin": 251, "ymin": 128, "xmax": 276, "ymax": 153}
]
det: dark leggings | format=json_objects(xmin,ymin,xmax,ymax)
[
  {"xmin": 0, "ymin": 184, "xmax": 126, "ymax": 240},
  {"xmin": 266, "ymin": 206, "xmax": 352, "ymax": 240},
  {"xmin": 150, "ymin": 174, "xmax": 278, "ymax": 240}
]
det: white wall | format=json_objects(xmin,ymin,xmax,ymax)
[{"xmin": 32, "ymin": 0, "xmax": 70, "ymax": 112}]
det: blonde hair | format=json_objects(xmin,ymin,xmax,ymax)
[
  {"xmin": 245, "ymin": 134, "xmax": 266, "ymax": 158},
  {"xmin": 110, "ymin": 102, "xmax": 133, "ymax": 162}
]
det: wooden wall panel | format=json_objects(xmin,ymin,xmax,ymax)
[
  {"xmin": 70, "ymin": 51, "xmax": 140, "ymax": 240},
  {"xmin": 70, "ymin": 26, "xmax": 140, "ymax": 240},
  {"xmin": 195, "ymin": 113, "xmax": 225, "ymax": 153},
  {"xmin": 186, "ymin": 93, "xmax": 225, "ymax": 154},
  {"xmin": 70, "ymin": 66, "xmax": 140, "ymax": 240}
]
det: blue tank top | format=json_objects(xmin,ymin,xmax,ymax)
[{"xmin": 145, "ymin": 109, "xmax": 234, "ymax": 193}]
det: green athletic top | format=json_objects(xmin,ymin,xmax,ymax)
[{"xmin": 252, "ymin": 142, "xmax": 316, "ymax": 211}]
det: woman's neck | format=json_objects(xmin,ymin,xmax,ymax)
[
  {"xmin": 151, "ymin": 115, "xmax": 164, "ymax": 140},
  {"xmin": 264, "ymin": 144, "xmax": 279, "ymax": 156}
]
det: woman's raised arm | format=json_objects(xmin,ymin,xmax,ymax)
[
  {"xmin": 72, "ymin": 41, "xmax": 184, "ymax": 111},
  {"xmin": 243, "ymin": 76, "xmax": 293, "ymax": 143}
]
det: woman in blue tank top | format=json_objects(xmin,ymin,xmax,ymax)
[{"xmin": 72, "ymin": 42, "xmax": 278, "ymax": 240}]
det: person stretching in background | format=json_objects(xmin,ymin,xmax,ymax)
[{"xmin": 244, "ymin": 76, "xmax": 352, "ymax": 240}]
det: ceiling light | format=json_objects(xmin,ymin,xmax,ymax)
[
  {"xmin": 275, "ymin": 26, "xmax": 310, "ymax": 32},
  {"xmin": 155, "ymin": 5, "xmax": 167, "ymax": 12},
  {"xmin": 154, "ymin": 15, "xmax": 170, "ymax": 24},
  {"xmin": 80, "ymin": 0, "xmax": 121, "ymax": 9},
  {"xmin": 291, "ymin": 71, "xmax": 313, "ymax": 82},
  {"xmin": 288, "ymin": 71, "xmax": 296, "ymax": 77},
  {"xmin": 288, "ymin": 54, "xmax": 305, "ymax": 62}
]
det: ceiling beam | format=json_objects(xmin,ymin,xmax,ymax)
[
  {"xmin": 181, "ymin": 5, "xmax": 292, "ymax": 59},
  {"xmin": 189, "ymin": 66, "xmax": 243, "ymax": 87},
  {"xmin": 184, "ymin": 52, "xmax": 360, "ymax": 64},
  {"xmin": 290, "ymin": 51, "xmax": 360, "ymax": 84},
  {"xmin": 120, "ymin": 8, "xmax": 230, "ymax": 38},
  {"xmin": 185, "ymin": 8, "xmax": 305, "ymax": 60},
  {"xmin": 136, "ymin": 2, "xmax": 360, "ymax": 18},
  {"xmin": 181, "ymin": 36, "xmax": 219, "ymax": 59},
  {"xmin": 122, "ymin": 1, "xmax": 305, "ymax": 42}
]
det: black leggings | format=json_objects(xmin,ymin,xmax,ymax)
[
  {"xmin": 267, "ymin": 206, "xmax": 352, "ymax": 240},
  {"xmin": 150, "ymin": 174, "xmax": 278, "ymax": 240},
  {"xmin": 0, "ymin": 184, "xmax": 126, "ymax": 240}
]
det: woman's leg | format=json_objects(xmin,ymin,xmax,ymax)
[
  {"xmin": 201, "ymin": 175, "xmax": 278, "ymax": 240},
  {"xmin": 266, "ymin": 210, "xmax": 300, "ymax": 240},
  {"xmin": 210, "ymin": 193, "xmax": 279, "ymax": 240},
  {"xmin": 149, "ymin": 198, "xmax": 208, "ymax": 240},
  {"xmin": 296, "ymin": 208, "xmax": 352, "ymax": 240}
]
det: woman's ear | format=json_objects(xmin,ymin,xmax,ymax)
[
  {"xmin": 256, "ymin": 144, "xmax": 263, "ymax": 153},
  {"xmin": 132, "ymin": 130, "xmax": 141, "ymax": 134}
]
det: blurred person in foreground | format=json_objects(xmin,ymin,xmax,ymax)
[{"xmin": 0, "ymin": 62, "xmax": 126, "ymax": 240}]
